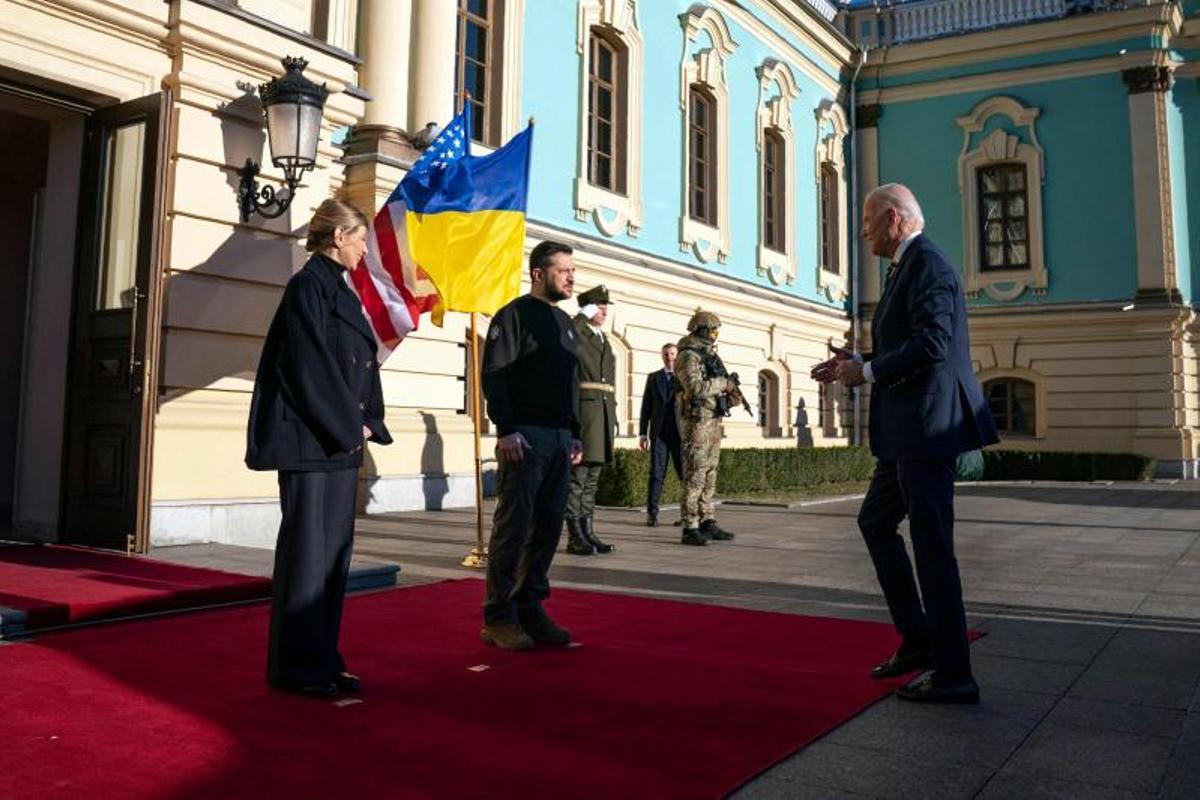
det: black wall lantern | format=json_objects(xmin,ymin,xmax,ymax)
[{"xmin": 238, "ymin": 56, "xmax": 329, "ymax": 222}]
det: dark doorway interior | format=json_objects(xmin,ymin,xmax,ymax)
[{"xmin": 0, "ymin": 110, "xmax": 50, "ymax": 529}]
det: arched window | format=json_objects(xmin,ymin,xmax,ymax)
[
  {"xmin": 977, "ymin": 163, "xmax": 1030, "ymax": 272},
  {"xmin": 819, "ymin": 162, "xmax": 840, "ymax": 275},
  {"xmin": 984, "ymin": 378, "xmax": 1035, "ymax": 435},
  {"xmin": 757, "ymin": 370, "xmax": 780, "ymax": 437},
  {"xmin": 688, "ymin": 85, "xmax": 717, "ymax": 227},
  {"xmin": 762, "ymin": 129, "xmax": 786, "ymax": 253},
  {"xmin": 587, "ymin": 29, "xmax": 627, "ymax": 194},
  {"xmin": 455, "ymin": 0, "xmax": 506, "ymax": 146}
]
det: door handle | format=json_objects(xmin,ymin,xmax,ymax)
[{"xmin": 129, "ymin": 285, "xmax": 148, "ymax": 395}]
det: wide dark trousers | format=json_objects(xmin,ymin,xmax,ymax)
[
  {"xmin": 646, "ymin": 434, "xmax": 683, "ymax": 516},
  {"xmin": 485, "ymin": 425, "xmax": 572, "ymax": 625},
  {"xmin": 267, "ymin": 468, "xmax": 358, "ymax": 687},
  {"xmin": 857, "ymin": 457, "xmax": 972, "ymax": 680}
]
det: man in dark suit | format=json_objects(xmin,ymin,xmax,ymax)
[
  {"xmin": 812, "ymin": 183, "xmax": 998, "ymax": 704},
  {"xmin": 639, "ymin": 343, "xmax": 683, "ymax": 527}
]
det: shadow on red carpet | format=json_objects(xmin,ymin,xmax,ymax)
[
  {"xmin": 0, "ymin": 544, "xmax": 271, "ymax": 630},
  {"xmin": 1, "ymin": 579, "xmax": 920, "ymax": 798}
]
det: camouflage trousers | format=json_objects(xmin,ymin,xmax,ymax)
[{"xmin": 680, "ymin": 416, "xmax": 721, "ymax": 529}]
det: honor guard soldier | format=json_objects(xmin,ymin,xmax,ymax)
[
  {"xmin": 674, "ymin": 310, "xmax": 741, "ymax": 546},
  {"xmin": 564, "ymin": 285, "xmax": 618, "ymax": 555}
]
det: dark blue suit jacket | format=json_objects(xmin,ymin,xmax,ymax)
[
  {"xmin": 639, "ymin": 369, "xmax": 679, "ymax": 441},
  {"xmin": 866, "ymin": 235, "xmax": 998, "ymax": 461}
]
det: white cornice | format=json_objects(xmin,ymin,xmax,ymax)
[
  {"xmin": 863, "ymin": 4, "xmax": 1181, "ymax": 78},
  {"xmin": 715, "ymin": 1, "xmax": 844, "ymax": 95}
]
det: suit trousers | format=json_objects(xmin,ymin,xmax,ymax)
[
  {"xmin": 857, "ymin": 456, "xmax": 972, "ymax": 679},
  {"xmin": 566, "ymin": 463, "xmax": 604, "ymax": 519},
  {"xmin": 267, "ymin": 468, "xmax": 358, "ymax": 687},
  {"xmin": 485, "ymin": 426, "xmax": 572, "ymax": 625},
  {"xmin": 646, "ymin": 434, "xmax": 683, "ymax": 515}
]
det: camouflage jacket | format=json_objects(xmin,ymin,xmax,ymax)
[{"xmin": 673, "ymin": 334, "xmax": 730, "ymax": 422}]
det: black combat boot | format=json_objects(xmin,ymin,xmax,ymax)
[
  {"xmin": 680, "ymin": 527, "xmax": 708, "ymax": 546},
  {"xmin": 565, "ymin": 518, "xmax": 595, "ymax": 555},
  {"xmin": 581, "ymin": 515, "xmax": 614, "ymax": 553},
  {"xmin": 700, "ymin": 519, "xmax": 735, "ymax": 541}
]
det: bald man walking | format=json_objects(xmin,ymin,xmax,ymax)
[{"xmin": 813, "ymin": 184, "xmax": 997, "ymax": 704}]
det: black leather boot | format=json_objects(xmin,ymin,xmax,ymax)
[
  {"xmin": 680, "ymin": 527, "xmax": 708, "ymax": 546},
  {"xmin": 700, "ymin": 519, "xmax": 735, "ymax": 541},
  {"xmin": 581, "ymin": 515, "xmax": 614, "ymax": 554},
  {"xmin": 565, "ymin": 517, "xmax": 595, "ymax": 555}
]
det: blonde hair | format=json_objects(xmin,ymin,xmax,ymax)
[{"xmin": 305, "ymin": 198, "xmax": 369, "ymax": 252}]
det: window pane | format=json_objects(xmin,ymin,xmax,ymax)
[
  {"xmin": 97, "ymin": 122, "xmax": 145, "ymax": 311},
  {"xmin": 465, "ymin": 22, "xmax": 487, "ymax": 63},
  {"xmin": 597, "ymin": 43, "xmax": 613, "ymax": 82},
  {"xmin": 467, "ymin": 0, "xmax": 488, "ymax": 19},
  {"xmin": 980, "ymin": 168, "xmax": 1003, "ymax": 194},
  {"xmin": 464, "ymin": 64, "xmax": 486, "ymax": 100},
  {"xmin": 1007, "ymin": 167, "xmax": 1026, "ymax": 191},
  {"xmin": 1007, "ymin": 195, "xmax": 1025, "ymax": 218},
  {"xmin": 597, "ymin": 87, "xmax": 612, "ymax": 120},
  {"xmin": 983, "ymin": 198, "xmax": 1002, "ymax": 220},
  {"xmin": 595, "ymin": 156, "xmax": 611, "ymax": 189},
  {"xmin": 986, "ymin": 222, "xmax": 1004, "ymax": 243},
  {"xmin": 597, "ymin": 120, "xmax": 611, "ymax": 154},
  {"xmin": 986, "ymin": 245, "xmax": 1004, "ymax": 267},
  {"xmin": 1008, "ymin": 243, "xmax": 1028, "ymax": 266}
]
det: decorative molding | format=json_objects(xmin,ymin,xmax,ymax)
[
  {"xmin": 1122, "ymin": 65, "xmax": 1175, "ymax": 94},
  {"xmin": 573, "ymin": 0, "xmax": 644, "ymax": 238},
  {"xmin": 956, "ymin": 95, "xmax": 1047, "ymax": 303},
  {"xmin": 1127, "ymin": 86, "xmax": 1178, "ymax": 298},
  {"xmin": 755, "ymin": 59, "xmax": 800, "ymax": 286},
  {"xmin": 678, "ymin": 4, "xmax": 737, "ymax": 264},
  {"xmin": 814, "ymin": 99, "xmax": 849, "ymax": 301},
  {"xmin": 855, "ymin": 103, "xmax": 881, "ymax": 128}
]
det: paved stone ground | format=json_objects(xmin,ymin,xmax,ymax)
[{"xmin": 156, "ymin": 481, "xmax": 1200, "ymax": 799}]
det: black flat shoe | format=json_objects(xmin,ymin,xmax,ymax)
[
  {"xmin": 334, "ymin": 672, "xmax": 361, "ymax": 692},
  {"xmin": 870, "ymin": 646, "xmax": 934, "ymax": 679},
  {"xmin": 270, "ymin": 679, "xmax": 340, "ymax": 699},
  {"xmin": 896, "ymin": 671, "xmax": 980, "ymax": 704}
]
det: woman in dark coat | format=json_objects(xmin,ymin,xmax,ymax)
[{"xmin": 246, "ymin": 198, "xmax": 392, "ymax": 698}]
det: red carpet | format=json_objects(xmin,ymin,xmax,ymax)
[
  {"xmin": 0, "ymin": 544, "xmax": 271, "ymax": 630},
  {"xmin": 0, "ymin": 579, "xmax": 932, "ymax": 799}
]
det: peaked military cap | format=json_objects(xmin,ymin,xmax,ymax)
[{"xmin": 577, "ymin": 285, "xmax": 612, "ymax": 306}]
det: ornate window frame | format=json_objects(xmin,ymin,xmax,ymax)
[
  {"xmin": 574, "ymin": 0, "xmax": 644, "ymax": 238},
  {"xmin": 755, "ymin": 59, "xmax": 799, "ymax": 286},
  {"xmin": 678, "ymin": 4, "xmax": 736, "ymax": 264},
  {"xmin": 956, "ymin": 95, "xmax": 1047, "ymax": 302},
  {"xmin": 453, "ymin": 0, "xmax": 526, "ymax": 151},
  {"xmin": 814, "ymin": 99, "xmax": 849, "ymax": 301}
]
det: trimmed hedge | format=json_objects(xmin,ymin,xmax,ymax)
[
  {"xmin": 981, "ymin": 450, "xmax": 1156, "ymax": 481},
  {"xmin": 594, "ymin": 446, "xmax": 1157, "ymax": 507},
  {"xmin": 595, "ymin": 446, "xmax": 875, "ymax": 507}
]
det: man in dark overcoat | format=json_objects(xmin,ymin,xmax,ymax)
[{"xmin": 564, "ymin": 285, "xmax": 617, "ymax": 555}]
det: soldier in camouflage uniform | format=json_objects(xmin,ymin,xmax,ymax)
[{"xmin": 674, "ymin": 310, "xmax": 739, "ymax": 546}]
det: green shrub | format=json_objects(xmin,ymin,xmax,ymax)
[
  {"xmin": 981, "ymin": 450, "xmax": 1155, "ymax": 481},
  {"xmin": 595, "ymin": 446, "xmax": 875, "ymax": 507}
]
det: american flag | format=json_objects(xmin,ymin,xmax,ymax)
[{"xmin": 349, "ymin": 112, "xmax": 470, "ymax": 361}]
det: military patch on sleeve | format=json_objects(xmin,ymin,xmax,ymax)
[{"xmin": 489, "ymin": 326, "xmax": 500, "ymax": 340}]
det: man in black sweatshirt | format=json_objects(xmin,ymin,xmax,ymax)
[{"xmin": 480, "ymin": 240, "xmax": 584, "ymax": 650}]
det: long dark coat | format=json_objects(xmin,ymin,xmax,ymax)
[
  {"xmin": 246, "ymin": 254, "xmax": 392, "ymax": 472},
  {"xmin": 573, "ymin": 314, "xmax": 617, "ymax": 464}
]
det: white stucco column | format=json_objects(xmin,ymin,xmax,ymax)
[
  {"xmin": 357, "ymin": 0, "xmax": 411, "ymax": 128},
  {"xmin": 1124, "ymin": 66, "xmax": 1179, "ymax": 303},
  {"xmin": 409, "ymin": 0, "xmax": 458, "ymax": 131},
  {"xmin": 854, "ymin": 103, "xmax": 882, "ymax": 305}
]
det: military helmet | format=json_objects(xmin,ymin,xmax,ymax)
[{"xmin": 687, "ymin": 310, "xmax": 721, "ymax": 332}]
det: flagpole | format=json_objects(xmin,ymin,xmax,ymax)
[{"xmin": 460, "ymin": 318, "xmax": 489, "ymax": 571}]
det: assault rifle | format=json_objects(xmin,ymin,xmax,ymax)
[{"xmin": 703, "ymin": 351, "xmax": 754, "ymax": 418}]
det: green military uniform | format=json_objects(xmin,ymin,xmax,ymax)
[
  {"xmin": 674, "ymin": 311, "xmax": 737, "ymax": 546},
  {"xmin": 565, "ymin": 285, "xmax": 617, "ymax": 554}
]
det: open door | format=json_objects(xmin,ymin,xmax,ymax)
[{"xmin": 61, "ymin": 91, "xmax": 170, "ymax": 552}]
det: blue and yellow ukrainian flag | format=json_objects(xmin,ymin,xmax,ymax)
[{"xmin": 400, "ymin": 106, "xmax": 532, "ymax": 322}]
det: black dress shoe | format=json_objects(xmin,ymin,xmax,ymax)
[
  {"xmin": 646, "ymin": 513, "xmax": 658, "ymax": 527},
  {"xmin": 270, "ymin": 679, "xmax": 340, "ymax": 699},
  {"xmin": 870, "ymin": 645, "xmax": 934, "ymax": 679},
  {"xmin": 334, "ymin": 672, "xmax": 361, "ymax": 692},
  {"xmin": 897, "ymin": 671, "xmax": 980, "ymax": 704}
]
